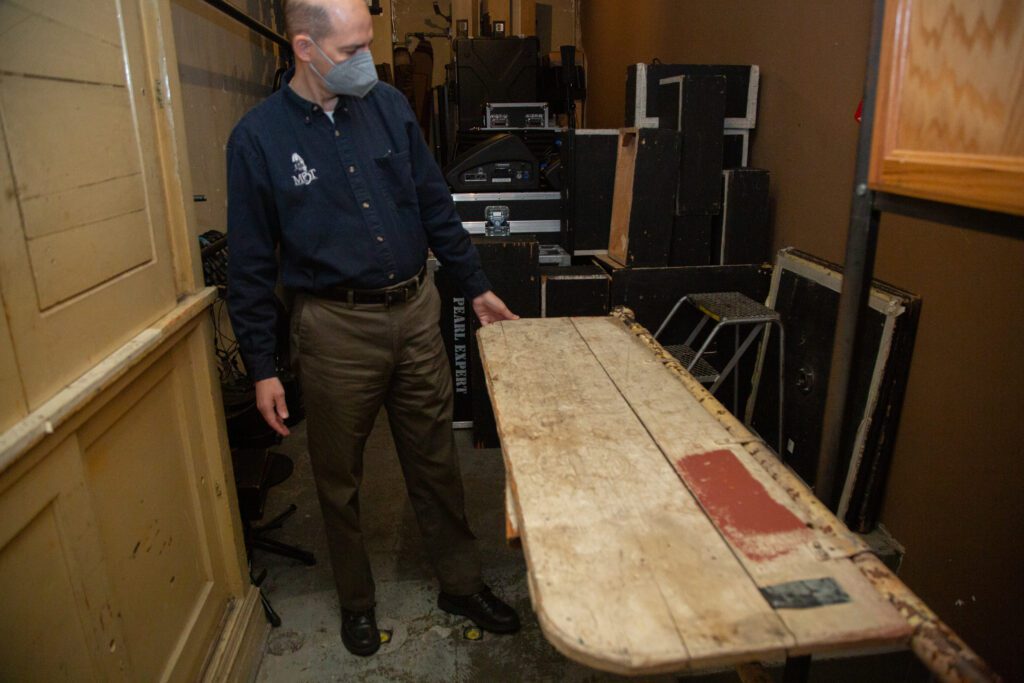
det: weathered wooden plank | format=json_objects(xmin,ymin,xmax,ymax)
[
  {"xmin": 571, "ymin": 316, "xmax": 911, "ymax": 656},
  {"xmin": 478, "ymin": 318, "xmax": 792, "ymax": 674}
]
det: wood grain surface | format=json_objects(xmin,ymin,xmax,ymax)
[
  {"xmin": 478, "ymin": 316, "xmax": 911, "ymax": 674},
  {"xmin": 870, "ymin": 0, "xmax": 1024, "ymax": 215}
]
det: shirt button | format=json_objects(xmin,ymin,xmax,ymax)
[
  {"xmin": 362, "ymin": 201, "xmax": 370, "ymax": 209},
  {"xmin": 348, "ymin": 166, "xmax": 356, "ymax": 173},
  {"xmin": 376, "ymin": 236, "xmax": 384, "ymax": 242},
  {"xmin": 388, "ymin": 273, "xmax": 396, "ymax": 280},
  {"xmin": 335, "ymin": 130, "xmax": 340, "ymax": 137}
]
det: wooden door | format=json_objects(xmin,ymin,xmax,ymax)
[
  {"xmin": 869, "ymin": 0, "xmax": 1024, "ymax": 215},
  {"xmin": 0, "ymin": 0, "xmax": 180, "ymax": 410}
]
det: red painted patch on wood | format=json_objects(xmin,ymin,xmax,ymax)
[{"xmin": 676, "ymin": 449, "xmax": 811, "ymax": 561}]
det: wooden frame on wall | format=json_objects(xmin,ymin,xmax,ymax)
[{"xmin": 868, "ymin": 0, "xmax": 1024, "ymax": 217}]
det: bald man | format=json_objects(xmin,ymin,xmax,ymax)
[{"xmin": 226, "ymin": 0, "xmax": 520, "ymax": 656}]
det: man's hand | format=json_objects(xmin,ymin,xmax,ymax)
[
  {"xmin": 472, "ymin": 291, "xmax": 519, "ymax": 326},
  {"xmin": 255, "ymin": 377, "xmax": 291, "ymax": 437}
]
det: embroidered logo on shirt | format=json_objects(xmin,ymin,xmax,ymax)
[{"xmin": 291, "ymin": 153, "xmax": 318, "ymax": 186}]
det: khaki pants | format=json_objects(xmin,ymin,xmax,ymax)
[{"xmin": 289, "ymin": 275, "xmax": 484, "ymax": 610}]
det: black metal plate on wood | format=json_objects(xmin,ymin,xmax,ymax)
[
  {"xmin": 540, "ymin": 264, "xmax": 611, "ymax": 318},
  {"xmin": 658, "ymin": 75, "xmax": 726, "ymax": 215},
  {"xmin": 564, "ymin": 130, "xmax": 618, "ymax": 254},
  {"xmin": 760, "ymin": 578, "xmax": 851, "ymax": 610},
  {"xmin": 748, "ymin": 249, "xmax": 920, "ymax": 530},
  {"xmin": 470, "ymin": 236, "xmax": 541, "ymax": 447},
  {"xmin": 718, "ymin": 168, "xmax": 771, "ymax": 265}
]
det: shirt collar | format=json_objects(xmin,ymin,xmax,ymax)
[{"xmin": 281, "ymin": 68, "xmax": 335, "ymax": 124}]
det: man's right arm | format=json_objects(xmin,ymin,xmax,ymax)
[
  {"xmin": 225, "ymin": 124, "xmax": 291, "ymax": 437},
  {"xmin": 226, "ymin": 124, "xmax": 280, "ymax": 383}
]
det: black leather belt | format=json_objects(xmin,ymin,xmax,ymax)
[{"xmin": 311, "ymin": 267, "xmax": 427, "ymax": 306}]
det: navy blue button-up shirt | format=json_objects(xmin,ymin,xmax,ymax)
[{"xmin": 226, "ymin": 72, "xmax": 491, "ymax": 381}]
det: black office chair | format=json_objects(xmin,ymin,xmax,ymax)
[{"xmin": 200, "ymin": 231, "xmax": 316, "ymax": 626}]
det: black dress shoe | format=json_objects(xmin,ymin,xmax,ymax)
[
  {"xmin": 438, "ymin": 586, "xmax": 521, "ymax": 634},
  {"xmin": 340, "ymin": 608, "xmax": 380, "ymax": 656}
]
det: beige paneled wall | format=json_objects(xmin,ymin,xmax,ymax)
[
  {"xmin": 0, "ymin": 303, "xmax": 26, "ymax": 434},
  {"xmin": 0, "ymin": 0, "xmax": 181, "ymax": 409},
  {"xmin": 1, "ymin": 0, "xmax": 263, "ymax": 679}
]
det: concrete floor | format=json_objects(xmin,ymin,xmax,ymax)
[{"xmin": 250, "ymin": 415, "xmax": 926, "ymax": 683}]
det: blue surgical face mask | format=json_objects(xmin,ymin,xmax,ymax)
[{"xmin": 310, "ymin": 41, "xmax": 378, "ymax": 98}]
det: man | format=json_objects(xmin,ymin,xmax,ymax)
[{"xmin": 226, "ymin": 0, "xmax": 520, "ymax": 657}]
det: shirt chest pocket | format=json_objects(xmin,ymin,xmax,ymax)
[{"xmin": 374, "ymin": 151, "xmax": 418, "ymax": 209}]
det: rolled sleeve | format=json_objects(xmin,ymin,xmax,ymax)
[{"xmin": 225, "ymin": 124, "xmax": 281, "ymax": 382}]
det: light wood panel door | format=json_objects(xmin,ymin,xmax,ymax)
[
  {"xmin": 869, "ymin": 0, "xmax": 1024, "ymax": 215},
  {"xmin": 0, "ymin": 437, "xmax": 131, "ymax": 681},
  {"xmin": 0, "ymin": 0, "xmax": 180, "ymax": 410}
]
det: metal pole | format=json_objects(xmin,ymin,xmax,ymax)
[{"xmin": 814, "ymin": 0, "xmax": 885, "ymax": 509}]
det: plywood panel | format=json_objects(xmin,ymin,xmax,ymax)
[
  {"xmin": 0, "ymin": 0, "xmax": 178, "ymax": 409},
  {"xmin": 607, "ymin": 130, "xmax": 638, "ymax": 264},
  {"xmin": 869, "ymin": 0, "xmax": 1024, "ymax": 215},
  {"xmin": 80, "ymin": 357, "xmax": 226, "ymax": 682}
]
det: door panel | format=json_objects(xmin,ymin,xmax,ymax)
[
  {"xmin": 0, "ymin": 0, "xmax": 178, "ymax": 409},
  {"xmin": 0, "ymin": 437, "xmax": 130, "ymax": 681},
  {"xmin": 80, "ymin": 353, "xmax": 229, "ymax": 682}
]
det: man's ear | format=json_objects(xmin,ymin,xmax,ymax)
[{"xmin": 292, "ymin": 33, "xmax": 315, "ymax": 64}]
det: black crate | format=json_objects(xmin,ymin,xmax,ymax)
[
  {"xmin": 747, "ymin": 249, "xmax": 920, "ymax": 531},
  {"xmin": 540, "ymin": 264, "xmax": 610, "ymax": 318},
  {"xmin": 658, "ymin": 74, "xmax": 727, "ymax": 215},
  {"xmin": 607, "ymin": 128, "xmax": 681, "ymax": 267},
  {"xmin": 626, "ymin": 63, "xmax": 759, "ymax": 129},
  {"xmin": 563, "ymin": 129, "xmax": 619, "ymax": 255},
  {"xmin": 717, "ymin": 168, "xmax": 771, "ymax": 265},
  {"xmin": 455, "ymin": 37, "xmax": 540, "ymax": 130},
  {"xmin": 670, "ymin": 213, "xmax": 713, "ymax": 267}
]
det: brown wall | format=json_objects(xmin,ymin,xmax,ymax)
[{"xmin": 580, "ymin": 1, "xmax": 1024, "ymax": 679}]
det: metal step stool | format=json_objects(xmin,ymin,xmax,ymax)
[{"xmin": 654, "ymin": 291, "xmax": 784, "ymax": 453}]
